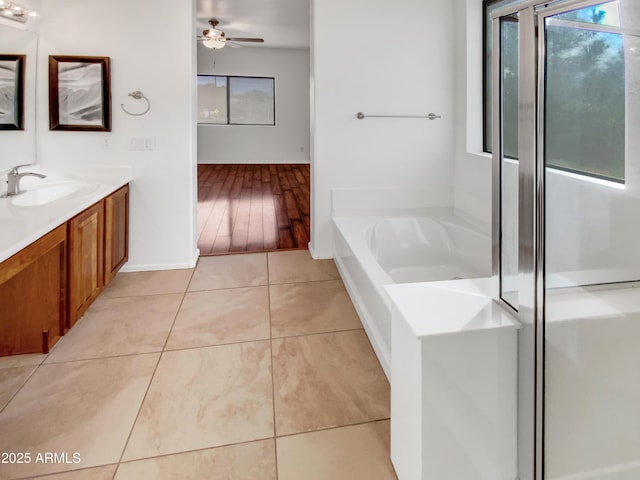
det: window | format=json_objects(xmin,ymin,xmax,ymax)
[
  {"xmin": 197, "ymin": 75, "xmax": 275, "ymax": 126},
  {"xmin": 197, "ymin": 75, "xmax": 228, "ymax": 125},
  {"xmin": 483, "ymin": 0, "xmax": 526, "ymax": 154},
  {"xmin": 543, "ymin": 2, "xmax": 625, "ymax": 183},
  {"xmin": 483, "ymin": 0, "xmax": 626, "ymax": 183}
]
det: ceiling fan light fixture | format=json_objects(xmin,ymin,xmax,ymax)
[
  {"xmin": 0, "ymin": 0, "xmax": 35, "ymax": 22},
  {"xmin": 203, "ymin": 37, "xmax": 226, "ymax": 49},
  {"xmin": 198, "ymin": 18, "xmax": 263, "ymax": 49},
  {"xmin": 203, "ymin": 28, "xmax": 223, "ymax": 38}
]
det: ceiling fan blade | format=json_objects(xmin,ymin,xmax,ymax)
[{"xmin": 225, "ymin": 37, "xmax": 264, "ymax": 43}]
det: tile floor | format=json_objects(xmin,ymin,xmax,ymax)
[{"xmin": 0, "ymin": 250, "xmax": 397, "ymax": 480}]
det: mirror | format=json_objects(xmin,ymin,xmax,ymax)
[{"xmin": 0, "ymin": 22, "xmax": 37, "ymax": 172}]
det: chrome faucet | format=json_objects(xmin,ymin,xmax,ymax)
[{"xmin": 6, "ymin": 164, "xmax": 47, "ymax": 196}]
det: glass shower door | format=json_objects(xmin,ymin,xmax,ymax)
[
  {"xmin": 540, "ymin": 1, "xmax": 640, "ymax": 478},
  {"xmin": 499, "ymin": 12, "xmax": 520, "ymax": 311}
]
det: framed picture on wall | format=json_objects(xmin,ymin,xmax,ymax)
[
  {"xmin": 49, "ymin": 55, "xmax": 111, "ymax": 131},
  {"xmin": 0, "ymin": 54, "xmax": 25, "ymax": 130}
]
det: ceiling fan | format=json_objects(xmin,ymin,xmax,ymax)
[{"xmin": 198, "ymin": 18, "xmax": 264, "ymax": 49}]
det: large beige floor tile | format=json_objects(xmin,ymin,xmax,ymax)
[
  {"xmin": 188, "ymin": 254, "xmax": 268, "ymax": 291},
  {"xmin": 102, "ymin": 269, "xmax": 193, "ymax": 298},
  {"xmin": 27, "ymin": 465, "xmax": 117, "ymax": 480},
  {"xmin": 270, "ymin": 280, "xmax": 362, "ymax": 337},
  {"xmin": 0, "ymin": 366, "xmax": 36, "ymax": 411},
  {"xmin": 0, "ymin": 354, "xmax": 158, "ymax": 479},
  {"xmin": 123, "ymin": 341, "xmax": 274, "ymax": 461},
  {"xmin": 272, "ymin": 330, "xmax": 390, "ymax": 436},
  {"xmin": 115, "ymin": 440, "xmax": 276, "ymax": 480},
  {"xmin": 268, "ymin": 250, "xmax": 340, "ymax": 284},
  {"xmin": 45, "ymin": 294, "xmax": 182, "ymax": 363},
  {"xmin": 0, "ymin": 353, "xmax": 46, "ymax": 369},
  {"xmin": 166, "ymin": 287, "xmax": 270, "ymax": 350},
  {"xmin": 277, "ymin": 421, "xmax": 397, "ymax": 480}
]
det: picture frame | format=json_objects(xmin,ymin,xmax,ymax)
[
  {"xmin": 49, "ymin": 55, "xmax": 111, "ymax": 131},
  {"xmin": 0, "ymin": 54, "xmax": 25, "ymax": 130}
]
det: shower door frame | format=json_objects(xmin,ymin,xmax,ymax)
[
  {"xmin": 491, "ymin": 2, "xmax": 541, "ymax": 478},
  {"xmin": 491, "ymin": 0, "xmax": 612, "ymax": 478}
]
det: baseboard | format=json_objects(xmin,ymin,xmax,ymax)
[
  {"xmin": 120, "ymin": 248, "xmax": 200, "ymax": 272},
  {"xmin": 308, "ymin": 243, "xmax": 333, "ymax": 260}
]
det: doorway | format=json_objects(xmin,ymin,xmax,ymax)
[{"xmin": 197, "ymin": 164, "xmax": 310, "ymax": 255}]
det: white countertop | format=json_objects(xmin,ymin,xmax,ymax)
[
  {"xmin": 385, "ymin": 277, "xmax": 521, "ymax": 339},
  {"xmin": 0, "ymin": 165, "xmax": 132, "ymax": 263}
]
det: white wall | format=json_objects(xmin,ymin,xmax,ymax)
[
  {"xmin": 33, "ymin": 0, "xmax": 197, "ymax": 270},
  {"xmin": 545, "ymin": 288, "xmax": 640, "ymax": 480},
  {"xmin": 453, "ymin": 0, "xmax": 492, "ymax": 230},
  {"xmin": 310, "ymin": 0, "xmax": 456, "ymax": 258},
  {"xmin": 196, "ymin": 46, "xmax": 310, "ymax": 164}
]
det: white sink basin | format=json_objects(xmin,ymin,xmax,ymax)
[{"xmin": 11, "ymin": 183, "xmax": 89, "ymax": 207}]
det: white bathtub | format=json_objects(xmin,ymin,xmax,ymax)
[{"xmin": 333, "ymin": 209, "xmax": 491, "ymax": 378}]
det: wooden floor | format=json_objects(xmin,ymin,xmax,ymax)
[{"xmin": 197, "ymin": 164, "xmax": 311, "ymax": 255}]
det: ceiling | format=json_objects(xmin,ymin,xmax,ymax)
[{"xmin": 195, "ymin": 0, "xmax": 310, "ymax": 49}]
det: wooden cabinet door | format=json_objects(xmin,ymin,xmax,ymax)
[
  {"xmin": 0, "ymin": 225, "xmax": 67, "ymax": 356},
  {"xmin": 68, "ymin": 201, "xmax": 104, "ymax": 327},
  {"xmin": 104, "ymin": 184, "xmax": 129, "ymax": 285}
]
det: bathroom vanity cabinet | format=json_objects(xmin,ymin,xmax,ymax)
[{"xmin": 0, "ymin": 184, "xmax": 130, "ymax": 355}]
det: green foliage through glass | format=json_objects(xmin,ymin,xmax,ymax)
[{"xmin": 544, "ymin": 3, "xmax": 625, "ymax": 183}]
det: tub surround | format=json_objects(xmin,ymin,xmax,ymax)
[
  {"xmin": 0, "ymin": 165, "xmax": 132, "ymax": 263},
  {"xmin": 387, "ymin": 278, "xmax": 520, "ymax": 480},
  {"xmin": 333, "ymin": 208, "xmax": 491, "ymax": 379},
  {"xmin": 332, "ymin": 198, "xmax": 519, "ymax": 479},
  {"xmin": 385, "ymin": 277, "xmax": 518, "ymax": 338},
  {"xmin": 333, "ymin": 215, "xmax": 396, "ymax": 378}
]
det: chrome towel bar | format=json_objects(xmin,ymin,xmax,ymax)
[{"xmin": 356, "ymin": 112, "xmax": 441, "ymax": 120}]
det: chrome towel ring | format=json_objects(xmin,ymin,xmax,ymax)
[{"xmin": 121, "ymin": 91, "xmax": 150, "ymax": 116}]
